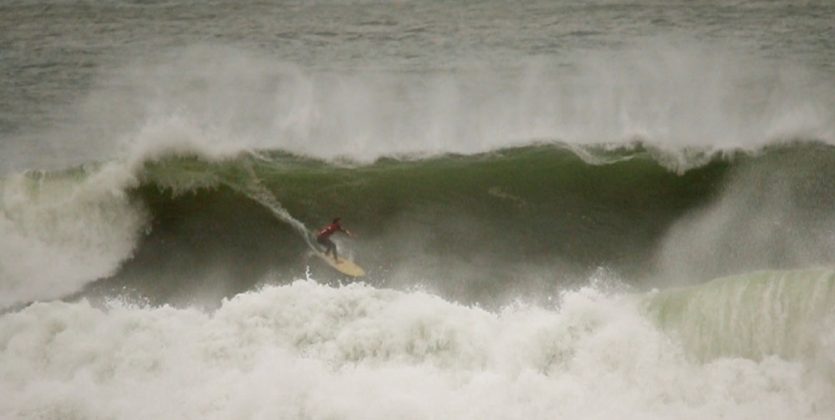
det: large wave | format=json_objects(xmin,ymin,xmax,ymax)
[
  {"xmin": 4, "ymin": 5, "xmax": 835, "ymax": 418},
  {"xmin": 3, "ymin": 140, "xmax": 835, "ymax": 308}
]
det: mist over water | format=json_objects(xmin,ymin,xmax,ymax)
[
  {"xmin": 2, "ymin": 0, "xmax": 835, "ymax": 172},
  {"xmin": 5, "ymin": 42, "xmax": 834, "ymax": 173},
  {"xmin": 655, "ymin": 145, "xmax": 835, "ymax": 283},
  {"xmin": 0, "ymin": 164, "xmax": 148, "ymax": 307},
  {"xmin": 2, "ymin": 1, "xmax": 835, "ymax": 419}
]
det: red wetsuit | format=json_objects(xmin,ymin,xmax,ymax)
[
  {"xmin": 317, "ymin": 223, "xmax": 342, "ymax": 239},
  {"xmin": 316, "ymin": 222, "xmax": 345, "ymax": 260}
]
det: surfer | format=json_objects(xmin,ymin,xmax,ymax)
[{"xmin": 316, "ymin": 217, "xmax": 353, "ymax": 261}]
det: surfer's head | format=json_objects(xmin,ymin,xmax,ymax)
[{"xmin": 333, "ymin": 217, "xmax": 341, "ymax": 224}]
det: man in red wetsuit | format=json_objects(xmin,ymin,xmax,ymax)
[{"xmin": 316, "ymin": 217, "xmax": 353, "ymax": 261}]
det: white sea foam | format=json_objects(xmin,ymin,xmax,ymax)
[
  {"xmin": 1, "ymin": 279, "xmax": 832, "ymax": 420},
  {"xmin": 0, "ymin": 163, "xmax": 148, "ymax": 308}
]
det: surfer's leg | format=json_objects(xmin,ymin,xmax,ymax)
[
  {"xmin": 317, "ymin": 236, "xmax": 329, "ymax": 253},
  {"xmin": 320, "ymin": 237, "xmax": 337, "ymax": 259}
]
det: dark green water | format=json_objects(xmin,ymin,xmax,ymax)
[{"xmin": 69, "ymin": 141, "xmax": 832, "ymax": 306}]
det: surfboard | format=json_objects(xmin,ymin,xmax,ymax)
[{"xmin": 314, "ymin": 251, "xmax": 366, "ymax": 277}]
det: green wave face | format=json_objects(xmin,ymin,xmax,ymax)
[
  {"xmin": 91, "ymin": 145, "xmax": 699, "ymax": 302},
  {"xmin": 44, "ymin": 141, "xmax": 831, "ymax": 306},
  {"xmin": 646, "ymin": 269, "xmax": 835, "ymax": 373}
]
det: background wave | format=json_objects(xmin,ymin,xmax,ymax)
[{"xmin": 647, "ymin": 268, "xmax": 835, "ymax": 367}]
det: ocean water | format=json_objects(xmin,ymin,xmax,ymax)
[{"xmin": 2, "ymin": 1, "xmax": 835, "ymax": 419}]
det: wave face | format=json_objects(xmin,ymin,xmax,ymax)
[
  {"xmin": 4, "ymin": 141, "xmax": 835, "ymax": 308},
  {"xmin": 647, "ymin": 269, "xmax": 835, "ymax": 364},
  {"xmin": 77, "ymin": 142, "xmax": 733, "ymax": 306}
]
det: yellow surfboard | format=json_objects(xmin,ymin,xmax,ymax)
[{"xmin": 314, "ymin": 251, "xmax": 366, "ymax": 277}]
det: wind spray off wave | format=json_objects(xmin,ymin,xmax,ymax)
[{"xmin": 0, "ymin": 163, "xmax": 148, "ymax": 308}]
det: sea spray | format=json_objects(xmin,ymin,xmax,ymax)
[
  {"xmin": 15, "ymin": 42, "xmax": 835, "ymax": 174},
  {"xmin": 220, "ymin": 161, "xmax": 318, "ymax": 251},
  {"xmin": 0, "ymin": 164, "xmax": 148, "ymax": 308}
]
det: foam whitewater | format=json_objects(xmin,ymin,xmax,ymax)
[{"xmin": 1, "ymin": 273, "xmax": 833, "ymax": 419}]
